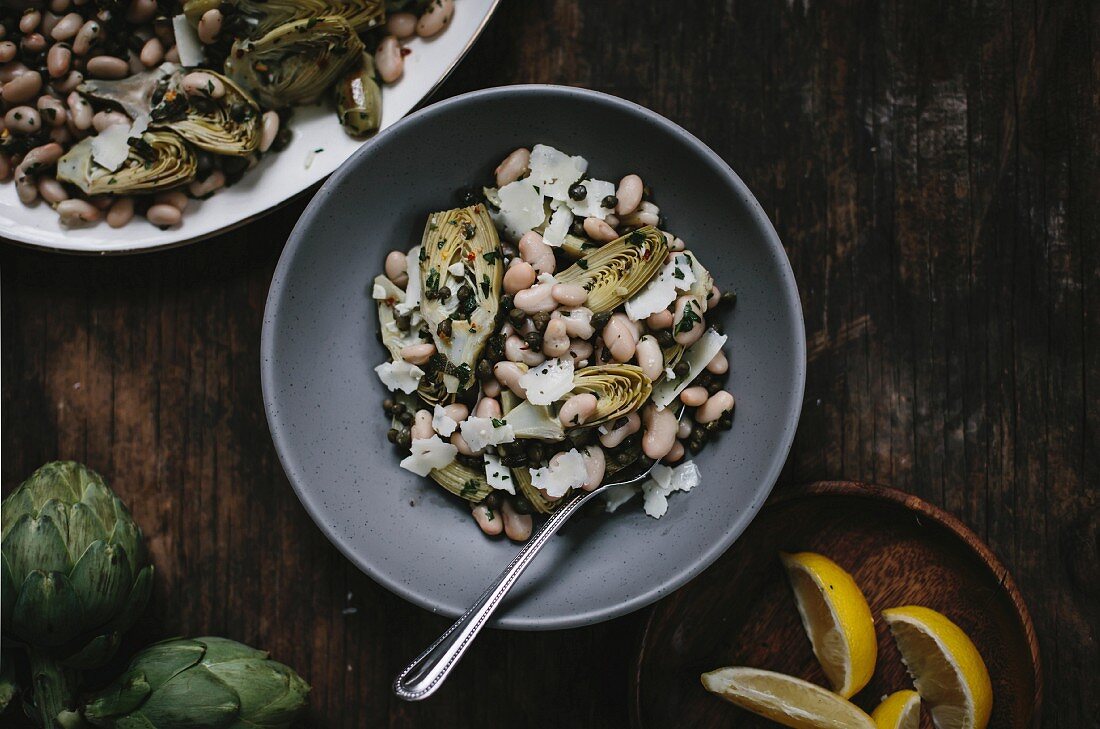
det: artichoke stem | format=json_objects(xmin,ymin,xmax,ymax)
[{"xmin": 27, "ymin": 650, "xmax": 80, "ymax": 729}]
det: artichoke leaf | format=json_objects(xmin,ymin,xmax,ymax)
[
  {"xmin": 374, "ymin": 275, "xmax": 424, "ymax": 361},
  {"xmin": 57, "ymin": 130, "xmax": 197, "ymax": 196},
  {"xmin": 558, "ymin": 232, "xmax": 603, "ymax": 260},
  {"xmin": 11, "ymin": 571, "xmax": 83, "ymax": 648},
  {"xmin": 335, "ymin": 52, "xmax": 382, "ymax": 137},
  {"xmin": 554, "ymin": 226, "xmax": 668, "ymax": 313},
  {"xmin": 224, "ymin": 16, "xmax": 365, "ymax": 108},
  {"xmin": 417, "ymin": 204, "xmax": 504, "ymax": 397},
  {"xmin": 512, "ymin": 465, "xmax": 564, "ymax": 515},
  {"xmin": 2, "ymin": 514, "xmax": 72, "ymax": 586},
  {"xmin": 154, "ymin": 71, "xmax": 262, "ymax": 156},
  {"xmin": 63, "ymin": 633, "xmax": 123, "ymax": 671},
  {"xmin": 65, "ymin": 501, "xmax": 110, "ymax": 560},
  {"xmin": 68, "ymin": 541, "xmax": 133, "ymax": 628},
  {"xmin": 498, "ymin": 400, "xmax": 565, "ymax": 441},
  {"xmin": 428, "ymin": 462, "xmax": 493, "ymax": 503}
]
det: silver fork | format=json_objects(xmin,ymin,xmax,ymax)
[{"xmin": 392, "ymin": 422, "xmax": 680, "ymax": 701}]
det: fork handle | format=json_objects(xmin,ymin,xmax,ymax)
[{"xmin": 393, "ymin": 487, "xmax": 595, "ymax": 701}]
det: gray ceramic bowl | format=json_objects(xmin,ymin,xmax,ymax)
[{"xmin": 261, "ymin": 85, "xmax": 805, "ymax": 630}]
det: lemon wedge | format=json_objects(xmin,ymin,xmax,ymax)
[
  {"xmin": 872, "ymin": 690, "xmax": 921, "ymax": 729},
  {"xmin": 882, "ymin": 606, "xmax": 992, "ymax": 729},
  {"xmin": 780, "ymin": 551, "xmax": 877, "ymax": 697},
  {"xmin": 701, "ymin": 667, "xmax": 876, "ymax": 729}
]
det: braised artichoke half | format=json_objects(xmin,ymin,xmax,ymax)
[
  {"xmin": 57, "ymin": 130, "xmax": 197, "ymax": 195},
  {"xmin": 335, "ymin": 53, "xmax": 382, "ymax": 137},
  {"xmin": 554, "ymin": 226, "xmax": 668, "ymax": 313},
  {"xmin": 418, "ymin": 204, "xmax": 504, "ymax": 400},
  {"xmin": 78, "ymin": 64, "xmax": 182, "ymax": 120},
  {"xmin": 224, "ymin": 16, "xmax": 365, "ymax": 108},
  {"xmin": 374, "ymin": 274, "xmax": 424, "ymax": 361},
  {"xmin": 186, "ymin": 0, "xmax": 384, "ymax": 36},
  {"xmin": 156, "ymin": 71, "xmax": 262, "ymax": 156},
  {"xmin": 569, "ymin": 364, "xmax": 653, "ymax": 427}
]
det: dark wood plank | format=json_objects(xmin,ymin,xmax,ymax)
[{"xmin": 3, "ymin": 0, "xmax": 1097, "ymax": 726}]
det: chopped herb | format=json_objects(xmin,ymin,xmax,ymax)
[
  {"xmin": 676, "ymin": 300, "xmax": 702, "ymax": 333},
  {"xmin": 425, "ymin": 269, "xmax": 440, "ymax": 292},
  {"xmin": 462, "ymin": 222, "xmax": 477, "ymax": 239},
  {"xmin": 627, "ymin": 231, "xmax": 647, "ymax": 246},
  {"xmin": 459, "ymin": 479, "xmax": 480, "ymax": 497},
  {"xmin": 437, "ymin": 239, "xmax": 445, "ymax": 249},
  {"xmin": 491, "ymin": 418, "xmax": 508, "ymax": 428},
  {"xmin": 480, "ymin": 274, "xmax": 491, "ymax": 297},
  {"xmin": 482, "ymin": 250, "xmax": 500, "ymax": 264},
  {"xmin": 419, "ymin": 246, "xmax": 427, "ymax": 262},
  {"xmin": 672, "ymin": 267, "xmax": 685, "ymax": 280},
  {"xmin": 313, "ymin": 147, "xmax": 324, "ymax": 153},
  {"xmin": 577, "ymin": 259, "xmax": 589, "ymax": 270}
]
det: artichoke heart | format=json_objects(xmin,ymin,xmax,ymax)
[
  {"xmin": 57, "ymin": 130, "xmax": 197, "ymax": 195},
  {"xmin": 429, "ymin": 461, "xmax": 494, "ymax": 503},
  {"xmin": 569, "ymin": 364, "xmax": 653, "ymax": 427},
  {"xmin": 78, "ymin": 64, "xmax": 182, "ymax": 120},
  {"xmin": 155, "ymin": 71, "xmax": 262, "ymax": 156},
  {"xmin": 188, "ymin": 0, "xmax": 385, "ymax": 36},
  {"xmin": 418, "ymin": 204, "xmax": 504, "ymax": 397},
  {"xmin": 224, "ymin": 16, "xmax": 365, "ymax": 108},
  {"xmin": 554, "ymin": 226, "xmax": 668, "ymax": 313},
  {"xmin": 335, "ymin": 53, "xmax": 382, "ymax": 137}
]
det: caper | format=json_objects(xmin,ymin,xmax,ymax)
[
  {"xmin": 524, "ymin": 330, "xmax": 542, "ymax": 350},
  {"xmin": 722, "ymin": 290, "xmax": 737, "ymax": 308},
  {"xmin": 437, "ymin": 286, "xmax": 451, "ymax": 302},
  {"xmin": 501, "ymin": 294, "xmax": 514, "ymax": 311},
  {"xmin": 396, "ymin": 431, "xmax": 411, "ymax": 449},
  {"xmin": 526, "ymin": 441, "xmax": 546, "ymax": 464},
  {"xmin": 477, "ymin": 359, "xmax": 493, "ymax": 381},
  {"xmin": 499, "ymin": 453, "xmax": 529, "ymax": 467},
  {"xmin": 570, "ymin": 217, "xmax": 586, "ymax": 237},
  {"xmin": 601, "ymin": 194, "xmax": 618, "ymax": 209},
  {"xmin": 457, "ymin": 284, "xmax": 474, "ymax": 300},
  {"xmin": 655, "ymin": 330, "xmax": 674, "ymax": 348},
  {"xmin": 482, "ymin": 492, "xmax": 502, "ymax": 509},
  {"xmin": 386, "ymin": 428, "xmax": 398, "ymax": 443},
  {"xmin": 511, "ymin": 496, "xmax": 534, "ymax": 515},
  {"xmin": 531, "ymin": 311, "xmax": 551, "ymax": 332},
  {"xmin": 437, "ymin": 319, "xmax": 452, "ymax": 338},
  {"xmin": 392, "ymin": 402, "xmax": 407, "ymax": 414},
  {"xmin": 673, "ymin": 362, "xmax": 690, "ymax": 378},
  {"xmin": 706, "ymin": 380, "xmax": 721, "ymax": 395},
  {"xmin": 591, "ymin": 311, "xmax": 611, "ymax": 331},
  {"xmin": 394, "ymin": 313, "xmax": 411, "ymax": 331},
  {"xmin": 508, "ymin": 307, "xmax": 526, "ymax": 326},
  {"xmin": 382, "ymin": 398, "xmax": 395, "ymax": 413},
  {"xmin": 398, "ymin": 411, "xmax": 413, "ymax": 425},
  {"xmin": 568, "ymin": 182, "xmax": 587, "ymax": 201}
]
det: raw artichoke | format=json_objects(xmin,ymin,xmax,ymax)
[
  {"xmin": 334, "ymin": 53, "xmax": 382, "ymax": 137},
  {"xmin": 57, "ymin": 130, "xmax": 197, "ymax": 195},
  {"xmin": 1, "ymin": 462, "xmax": 153, "ymax": 726},
  {"xmin": 417, "ymin": 204, "xmax": 504, "ymax": 398},
  {"xmin": 224, "ymin": 16, "xmax": 365, "ymax": 108},
  {"xmin": 554, "ymin": 226, "xmax": 668, "ymax": 313},
  {"xmin": 186, "ymin": 0, "xmax": 385, "ymax": 36},
  {"xmin": 80, "ymin": 637, "xmax": 309, "ymax": 729}
]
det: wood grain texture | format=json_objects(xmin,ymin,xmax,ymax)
[
  {"xmin": 2, "ymin": 0, "xmax": 1097, "ymax": 726},
  {"xmin": 633, "ymin": 483, "xmax": 1040, "ymax": 728}
]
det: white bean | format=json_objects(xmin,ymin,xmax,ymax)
[
  {"xmin": 493, "ymin": 361, "xmax": 527, "ymax": 398},
  {"xmin": 56, "ymin": 198, "xmax": 100, "ymax": 225},
  {"xmin": 2, "ymin": 72, "xmax": 42, "ymax": 104},
  {"xmin": 665, "ymin": 441, "xmax": 685, "ymax": 464},
  {"xmin": 706, "ymin": 350, "xmax": 729, "ymax": 375},
  {"xmin": 481, "ymin": 377, "xmax": 501, "ymax": 398},
  {"xmin": 635, "ymin": 335, "xmax": 664, "ymax": 381},
  {"xmin": 602, "ymin": 313, "xmax": 637, "ymax": 363},
  {"xmin": 37, "ymin": 176, "xmax": 68, "ymax": 203},
  {"xmin": 154, "ymin": 190, "xmax": 189, "ymax": 211},
  {"xmin": 72, "ymin": 20, "xmax": 100, "ymax": 55},
  {"xmin": 672, "ymin": 295, "xmax": 705, "ymax": 346},
  {"xmin": 696, "ymin": 391, "xmax": 735, "ymax": 424},
  {"xmin": 501, "ymin": 499, "xmax": 532, "ymax": 542},
  {"xmin": 473, "ymin": 397, "xmax": 501, "ymax": 419},
  {"xmin": 92, "ymin": 110, "xmax": 129, "ymax": 132},
  {"xmin": 51, "ymin": 12, "xmax": 82, "ymax": 41},
  {"xmin": 599, "ymin": 411, "xmax": 641, "ymax": 448},
  {"xmin": 85, "ymin": 55, "xmax": 128, "ymax": 79},
  {"xmin": 164, "ymin": 45, "xmax": 179, "ymax": 63},
  {"xmin": 472, "ymin": 503, "xmax": 503, "ymax": 537},
  {"xmin": 567, "ymin": 338, "xmax": 593, "ymax": 367},
  {"xmin": 106, "ymin": 197, "xmax": 134, "ymax": 227},
  {"xmin": 557, "ymin": 307, "xmax": 594, "ymax": 339},
  {"xmin": 19, "ymin": 11, "xmax": 41, "ymax": 34},
  {"xmin": 197, "ymin": 8, "xmax": 223, "ymax": 44},
  {"xmin": 21, "ymin": 33, "xmax": 48, "ymax": 55},
  {"xmin": 580, "ymin": 446, "xmax": 606, "ymax": 490},
  {"xmin": 146, "ymin": 203, "xmax": 182, "ymax": 227},
  {"xmin": 259, "ymin": 110, "xmax": 279, "ymax": 152},
  {"xmin": 125, "ymin": 0, "xmax": 157, "ymax": 24},
  {"xmin": 542, "ymin": 319, "xmax": 570, "ymax": 358},
  {"xmin": 503, "ymin": 259, "xmax": 536, "ymax": 294},
  {"xmin": 558, "ymin": 393, "xmax": 597, "ymax": 428},
  {"xmin": 442, "ymin": 403, "xmax": 469, "ymax": 424},
  {"xmin": 48, "ymin": 126, "xmax": 72, "ymax": 144},
  {"xmin": 5, "ymin": 106, "xmax": 41, "ymax": 134},
  {"xmin": 706, "ymin": 284, "xmax": 721, "ymax": 310},
  {"xmin": 583, "ymin": 216, "xmax": 618, "ymax": 242},
  {"xmin": 0, "ymin": 42, "xmax": 16, "ymax": 63},
  {"xmin": 512, "ymin": 283, "xmax": 557, "ymax": 314},
  {"xmin": 400, "ymin": 343, "xmax": 436, "ymax": 365},
  {"xmin": 551, "ymin": 283, "xmax": 587, "ymax": 307},
  {"xmin": 386, "ymin": 12, "xmax": 417, "ymax": 39},
  {"xmin": 680, "ymin": 386, "xmax": 709, "ymax": 407},
  {"xmin": 15, "ymin": 142, "xmax": 63, "ymax": 203},
  {"xmin": 647, "ymin": 309, "xmax": 674, "ymax": 329},
  {"xmin": 411, "ymin": 409, "xmax": 435, "ymax": 441},
  {"xmin": 384, "ymin": 250, "xmax": 407, "ymax": 283},
  {"xmin": 182, "ymin": 71, "xmax": 225, "ymax": 99},
  {"xmin": 416, "ymin": 0, "xmax": 454, "ymax": 37},
  {"xmin": 642, "ymin": 404, "xmax": 678, "ymax": 460},
  {"xmin": 139, "ymin": 36, "xmax": 163, "ymax": 67},
  {"xmin": 42, "ymin": 11, "xmax": 61, "ymax": 36},
  {"xmin": 188, "ymin": 170, "xmax": 226, "ymax": 198},
  {"xmin": 451, "ymin": 431, "xmax": 481, "ymax": 456},
  {"xmin": 677, "ymin": 419, "xmax": 692, "ymax": 439},
  {"xmin": 518, "ymin": 230, "xmax": 555, "ymax": 274},
  {"xmin": 375, "ymin": 35, "xmax": 404, "ymax": 83},
  {"xmin": 621, "ymin": 206, "xmax": 660, "ymax": 229},
  {"xmin": 505, "ymin": 334, "xmax": 545, "ymax": 367},
  {"xmin": 54, "ymin": 70, "xmax": 83, "ymax": 93},
  {"xmin": 47, "ymin": 43, "xmax": 71, "ymax": 78},
  {"xmin": 494, "ymin": 147, "xmax": 530, "ymax": 187},
  {"xmin": 616, "ymin": 174, "xmax": 643, "ymax": 216},
  {"xmin": 49, "ymin": 0, "xmax": 71, "ymax": 15}
]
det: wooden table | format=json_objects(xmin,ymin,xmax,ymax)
[{"xmin": 3, "ymin": 1, "xmax": 1096, "ymax": 726}]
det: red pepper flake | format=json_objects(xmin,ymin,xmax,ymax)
[
  {"xmin": 400, "ymin": 47, "xmax": 412, "ymax": 57},
  {"xmin": 466, "ymin": 251, "xmax": 475, "ymax": 262}
]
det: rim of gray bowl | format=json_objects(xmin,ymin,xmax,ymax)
[{"xmin": 260, "ymin": 84, "xmax": 807, "ymax": 630}]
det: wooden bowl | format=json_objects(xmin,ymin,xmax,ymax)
[{"xmin": 630, "ymin": 482, "xmax": 1041, "ymax": 729}]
